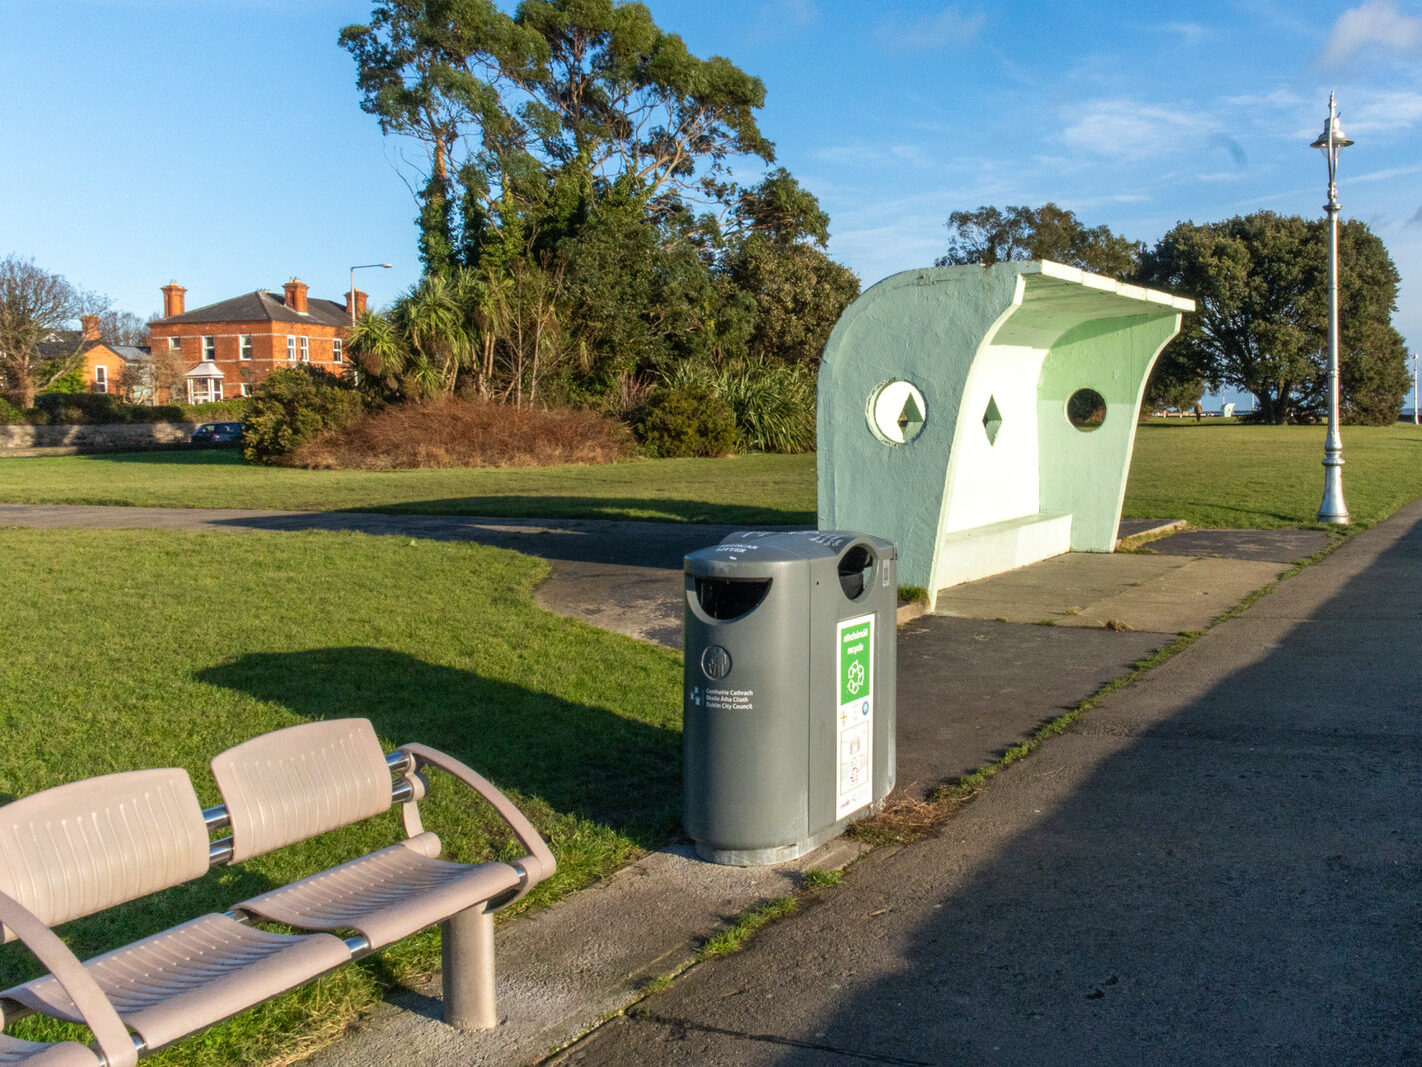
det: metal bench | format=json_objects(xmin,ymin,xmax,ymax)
[{"xmin": 0, "ymin": 718, "xmax": 555, "ymax": 1065}]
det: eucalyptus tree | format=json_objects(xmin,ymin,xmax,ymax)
[{"xmin": 936, "ymin": 203, "xmax": 1143, "ymax": 280}]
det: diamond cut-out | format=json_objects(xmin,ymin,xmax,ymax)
[
  {"xmin": 897, "ymin": 392, "xmax": 924, "ymax": 438},
  {"xmin": 982, "ymin": 396, "xmax": 1003, "ymax": 445}
]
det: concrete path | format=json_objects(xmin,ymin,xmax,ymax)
[{"xmin": 554, "ymin": 501, "xmax": 1422, "ymax": 1066}]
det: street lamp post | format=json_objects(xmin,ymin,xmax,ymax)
[
  {"xmin": 1311, "ymin": 94, "xmax": 1352, "ymax": 525},
  {"xmin": 1413, "ymin": 353, "xmax": 1419, "ymax": 426},
  {"xmin": 348, "ymin": 262, "xmax": 393, "ymax": 328}
]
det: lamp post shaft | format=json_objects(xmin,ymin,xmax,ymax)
[{"xmin": 1315, "ymin": 96, "xmax": 1349, "ymax": 525}]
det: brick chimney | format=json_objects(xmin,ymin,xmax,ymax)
[
  {"xmin": 283, "ymin": 278, "xmax": 309, "ymax": 314},
  {"xmin": 81, "ymin": 314, "xmax": 101, "ymax": 343},
  {"xmin": 346, "ymin": 288, "xmax": 368, "ymax": 319},
  {"xmin": 161, "ymin": 283, "xmax": 186, "ymax": 318}
]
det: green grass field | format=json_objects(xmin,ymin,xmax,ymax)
[
  {"xmin": 4, "ymin": 423, "xmax": 1422, "ymax": 530},
  {"xmin": 1123, "ymin": 421, "xmax": 1422, "ymax": 529},
  {"xmin": 0, "ymin": 450, "xmax": 818, "ymax": 525},
  {"xmin": 0, "ymin": 528, "xmax": 682, "ymax": 1064}
]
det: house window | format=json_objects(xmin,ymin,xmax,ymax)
[
  {"xmin": 186, "ymin": 377, "xmax": 221, "ymax": 404},
  {"xmin": 300, "ymin": 336, "xmax": 310, "ymax": 362},
  {"xmin": 240, "ymin": 383, "xmax": 253, "ymax": 397},
  {"xmin": 239, "ymin": 335, "xmax": 253, "ymax": 360},
  {"xmin": 287, "ymin": 335, "xmax": 297, "ymax": 361},
  {"xmin": 332, "ymin": 338, "xmax": 343, "ymax": 363},
  {"xmin": 94, "ymin": 366, "xmax": 108, "ymax": 394},
  {"xmin": 202, "ymin": 336, "xmax": 215, "ymax": 361},
  {"xmin": 168, "ymin": 337, "xmax": 182, "ymax": 353}
]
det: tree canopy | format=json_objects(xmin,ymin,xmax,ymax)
[
  {"xmin": 1139, "ymin": 211, "xmax": 1407, "ymax": 424},
  {"xmin": 935, "ymin": 203, "xmax": 1143, "ymax": 280},
  {"xmin": 0, "ymin": 256, "xmax": 105, "ymax": 409}
]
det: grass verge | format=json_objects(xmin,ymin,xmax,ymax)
[
  {"xmin": 0, "ymin": 526, "xmax": 683, "ymax": 1064},
  {"xmin": 0, "ymin": 450, "xmax": 816, "ymax": 525}
]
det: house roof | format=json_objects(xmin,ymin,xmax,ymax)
[
  {"xmin": 184, "ymin": 362, "xmax": 224, "ymax": 379},
  {"xmin": 107, "ymin": 345, "xmax": 151, "ymax": 362},
  {"xmin": 153, "ymin": 290, "xmax": 350, "ymax": 328}
]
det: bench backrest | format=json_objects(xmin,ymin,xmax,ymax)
[
  {"xmin": 0, "ymin": 769, "xmax": 210, "ymax": 940},
  {"xmin": 211, "ymin": 718, "xmax": 395, "ymax": 863}
]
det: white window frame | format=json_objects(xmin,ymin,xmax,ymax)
[
  {"xmin": 240, "ymin": 383, "xmax": 253, "ymax": 397},
  {"xmin": 239, "ymin": 334, "xmax": 253, "ymax": 360},
  {"xmin": 332, "ymin": 337, "xmax": 343, "ymax": 363},
  {"xmin": 94, "ymin": 365, "xmax": 107, "ymax": 394},
  {"xmin": 299, "ymin": 336, "xmax": 310, "ymax": 362},
  {"xmin": 186, "ymin": 377, "xmax": 221, "ymax": 405},
  {"xmin": 202, "ymin": 336, "xmax": 215, "ymax": 361},
  {"xmin": 168, "ymin": 336, "xmax": 182, "ymax": 353},
  {"xmin": 287, "ymin": 335, "xmax": 297, "ymax": 361}
]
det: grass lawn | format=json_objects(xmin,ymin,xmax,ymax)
[
  {"xmin": 1124, "ymin": 421, "xmax": 1422, "ymax": 529},
  {"xmin": 5, "ymin": 423, "xmax": 1422, "ymax": 531},
  {"xmin": 0, "ymin": 450, "xmax": 817, "ymax": 525},
  {"xmin": 0, "ymin": 527, "xmax": 683, "ymax": 1064}
]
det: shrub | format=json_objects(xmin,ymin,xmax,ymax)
[
  {"xmin": 665, "ymin": 359, "xmax": 817, "ymax": 453},
  {"xmin": 290, "ymin": 396, "xmax": 634, "ymax": 470},
  {"xmin": 637, "ymin": 384, "xmax": 738, "ymax": 458},
  {"xmin": 0, "ymin": 396, "xmax": 25, "ymax": 424},
  {"xmin": 33, "ymin": 392, "xmax": 126, "ymax": 425},
  {"xmin": 242, "ymin": 366, "xmax": 369, "ymax": 464},
  {"xmin": 177, "ymin": 398, "xmax": 249, "ymax": 422}
]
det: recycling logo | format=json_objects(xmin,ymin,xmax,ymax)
[{"xmin": 846, "ymin": 661, "xmax": 866, "ymax": 695}]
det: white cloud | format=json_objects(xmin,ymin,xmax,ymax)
[
  {"xmin": 1317, "ymin": 1, "xmax": 1422, "ymax": 69},
  {"xmin": 1057, "ymin": 99, "xmax": 1217, "ymax": 160},
  {"xmin": 876, "ymin": 7, "xmax": 986, "ymax": 50},
  {"xmin": 780, "ymin": 0, "xmax": 818, "ymax": 26},
  {"xmin": 1341, "ymin": 89, "xmax": 1422, "ymax": 134},
  {"xmin": 1162, "ymin": 21, "xmax": 1208, "ymax": 44}
]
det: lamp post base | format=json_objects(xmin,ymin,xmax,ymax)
[{"xmin": 1317, "ymin": 455, "xmax": 1349, "ymax": 525}]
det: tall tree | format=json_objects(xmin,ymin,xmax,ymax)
[
  {"xmin": 341, "ymin": 0, "xmax": 774, "ymax": 274},
  {"xmin": 936, "ymin": 203, "xmax": 1143, "ymax": 280},
  {"xmin": 1140, "ymin": 211, "xmax": 1407, "ymax": 425},
  {"xmin": 0, "ymin": 256, "xmax": 102, "ymax": 408}
]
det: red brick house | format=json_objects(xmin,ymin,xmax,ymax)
[
  {"xmin": 77, "ymin": 316, "xmax": 152, "ymax": 400},
  {"xmin": 147, "ymin": 279, "xmax": 366, "ymax": 404}
]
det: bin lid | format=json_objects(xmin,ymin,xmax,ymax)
[{"xmin": 684, "ymin": 529, "xmax": 896, "ymax": 569}]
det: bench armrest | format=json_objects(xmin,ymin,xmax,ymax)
[
  {"xmin": 0, "ymin": 891, "xmax": 137, "ymax": 1067},
  {"xmin": 396, "ymin": 744, "xmax": 557, "ymax": 899}
]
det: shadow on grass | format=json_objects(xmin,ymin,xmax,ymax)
[
  {"xmin": 354, "ymin": 494, "xmax": 813, "ymax": 526},
  {"xmin": 196, "ymin": 646, "xmax": 681, "ymax": 839}
]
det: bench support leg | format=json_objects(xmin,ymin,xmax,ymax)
[{"xmin": 441, "ymin": 904, "xmax": 497, "ymax": 1030}]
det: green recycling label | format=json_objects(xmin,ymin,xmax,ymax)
[{"xmin": 836, "ymin": 613, "xmax": 874, "ymax": 818}]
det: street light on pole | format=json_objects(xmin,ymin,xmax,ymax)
[
  {"xmin": 1311, "ymin": 93, "xmax": 1352, "ymax": 525},
  {"xmin": 1413, "ymin": 353, "xmax": 1419, "ymax": 426},
  {"xmin": 348, "ymin": 263, "xmax": 393, "ymax": 328}
]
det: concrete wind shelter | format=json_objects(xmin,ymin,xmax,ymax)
[{"xmin": 817, "ymin": 260, "xmax": 1194, "ymax": 610}]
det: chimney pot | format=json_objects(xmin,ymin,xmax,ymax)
[
  {"xmin": 161, "ymin": 283, "xmax": 186, "ymax": 318},
  {"xmin": 284, "ymin": 278, "xmax": 309, "ymax": 314}
]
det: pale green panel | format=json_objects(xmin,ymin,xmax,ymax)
[
  {"xmin": 817, "ymin": 268, "xmax": 1024, "ymax": 591},
  {"xmin": 941, "ymin": 343, "xmax": 1046, "ymax": 533},
  {"xmin": 1037, "ymin": 314, "xmax": 1184, "ymax": 550}
]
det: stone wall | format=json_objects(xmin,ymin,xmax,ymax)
[{"xmin": 0, "ymin": 422, "xmax": 199, "ymax": 451}]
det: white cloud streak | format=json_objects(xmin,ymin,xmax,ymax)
[
  {"xmin": 875, "ymin": 7, "xmax": 986, "ymax": 50},
  {"xmin": 1317, "ymin": 1, "xmax": 1422, "ymax": 69}
]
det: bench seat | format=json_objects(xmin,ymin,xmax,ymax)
[
  {"xmin": 0, "ymin": 1037, "xmax": 101, "ymax": 1066},
  {"xmin": 235, "ymin": 833, "xmax": 523, "ymax": 948},
  {"xmin": 2, "ymin": 915, "xmax": 349, "ymax": 1051}
]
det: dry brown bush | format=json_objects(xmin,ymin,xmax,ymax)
[{"xmin": 289, "ymin": 397, "xmax": 635, "ymax": 470}]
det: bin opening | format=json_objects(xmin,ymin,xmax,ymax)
[
  {"xmin": 696, "ymin": 576, "xmax": 772, "ymax": 620},
  {"xmin": 838, "ymin": 545, "xmax": 876, "ymax": 600}
]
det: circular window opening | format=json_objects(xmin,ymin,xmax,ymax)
[
  {"xmin": 868, "ymin": 380, "xmax": 927, "ymax": 444},
  {"xmin": 1066, "ymin": 388, "xmax": 1108, "ymax": 432}
]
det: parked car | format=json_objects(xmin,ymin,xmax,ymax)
[{"xmin": 191, "ymin": 422, "xmax": 245, "ymax": 446}]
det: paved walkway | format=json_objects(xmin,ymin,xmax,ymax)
[{"xmin": 556, "ymin": 502, "xmax": 1422, "ymax": 1065}]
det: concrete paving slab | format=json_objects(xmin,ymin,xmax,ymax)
[{"xmin": 935, "ymin": 553, "xmax": 1289, "ymax": 633}]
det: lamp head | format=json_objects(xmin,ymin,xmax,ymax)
[{"xmin": 1311, "ymin": 93, "xmax": 1353, "ymax": 152}]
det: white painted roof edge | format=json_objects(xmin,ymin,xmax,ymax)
[{"xmin": 1032, "ymin": 259, "xmax": 1195, "ymax": 313}]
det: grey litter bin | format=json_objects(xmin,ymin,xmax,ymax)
[{"xmin": 683, "ymin": 530, "xmax": 897, "ymax": 865}]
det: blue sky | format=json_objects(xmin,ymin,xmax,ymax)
[{"xmin": 2, "ymin": 0, "xmax": 1419, "ymax": 360}]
